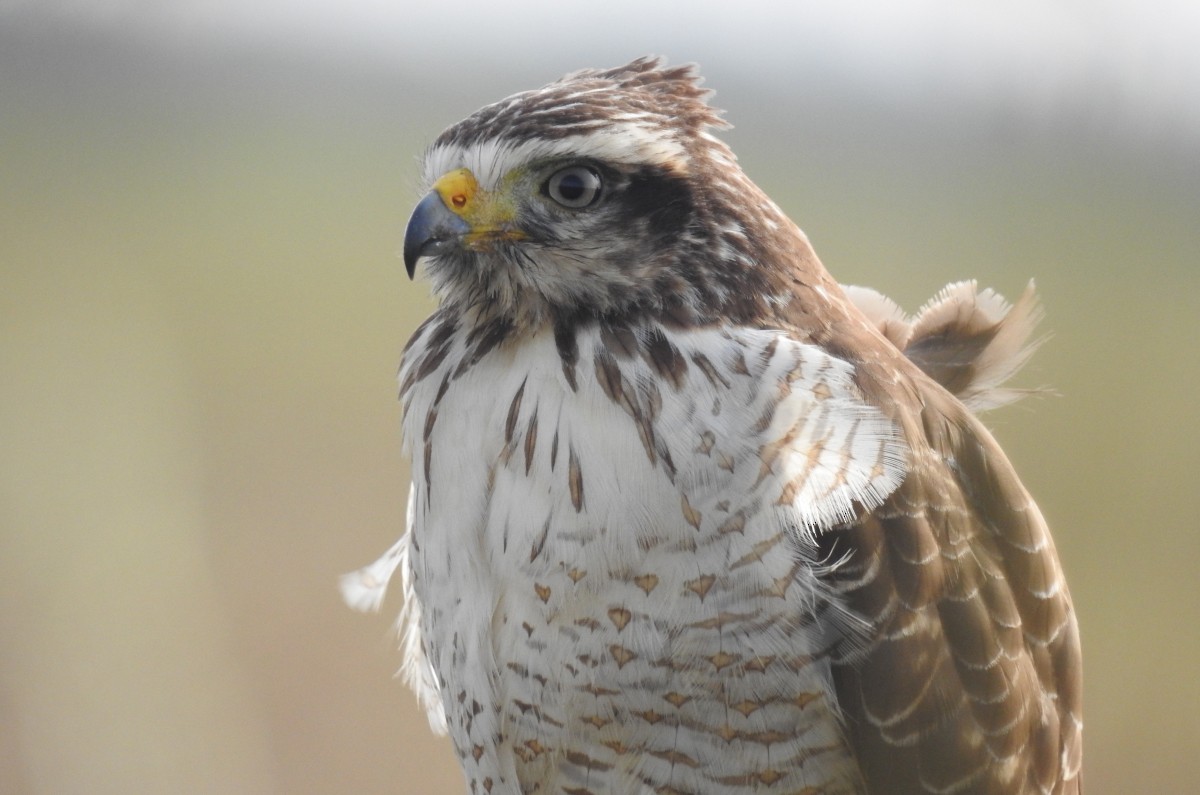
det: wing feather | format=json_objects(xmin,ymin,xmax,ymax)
[{"xmin": 823, "ymin": 359, "xmax": 1081, "ymax": 794}]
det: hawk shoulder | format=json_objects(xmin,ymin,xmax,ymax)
[{"xmin": 826, "ymin": 282, "xmax": 1082, "ymax": 794}]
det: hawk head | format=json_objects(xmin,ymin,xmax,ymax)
[{"xmin": 403, "ymin": 57, "xmax": 839, "ymax": 332}]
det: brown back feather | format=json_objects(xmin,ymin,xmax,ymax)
[{"xmin": 816, "ymin": 298, "xmax": 1082, "ymax": 794}]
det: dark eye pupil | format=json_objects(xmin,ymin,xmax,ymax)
[
  {"xmin": 546, "ymin": 166, "xmax": 602, "ymax": 208},
  {"xmin": 556, "ymin": 174, "xmax": 586, "ymax": 201}
]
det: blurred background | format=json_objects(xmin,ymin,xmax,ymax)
[{"xmin": 1, "ymin": 1, "xmax": 1197, "ymax": 793}]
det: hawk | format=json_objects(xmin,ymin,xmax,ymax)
[{"xmin": 343, "ymin": 58, "xmax": 1082, "ymax": 795}]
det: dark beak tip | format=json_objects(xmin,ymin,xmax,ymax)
[
  {"xmin": 402, "ymin": 241, "xmax": 421, "ymax": 279},
  {"xmin": 402, "ymin": 191, "xmax": 470, "ymax": 280}
]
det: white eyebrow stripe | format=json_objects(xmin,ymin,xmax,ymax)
[{"xmin": 422, "ymin": 125, "xmax": 688, "ymax": 190}]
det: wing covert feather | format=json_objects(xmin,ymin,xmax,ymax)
[{"xmin": 825, "ymin": 379, "xmax": 1081, "ymax": 795}]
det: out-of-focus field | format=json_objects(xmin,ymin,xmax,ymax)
[{"xmin": 2, "ymin": 25, "xmax": 1198, "ymax": 795}]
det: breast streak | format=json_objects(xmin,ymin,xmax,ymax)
[{"xmin": 411, "ymin": 325, "xmax": 877, "ymax": 794}]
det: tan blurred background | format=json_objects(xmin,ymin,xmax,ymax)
[{"xmin": 2, "ymin": 2, "xmax": 1198, "ymax": 793}]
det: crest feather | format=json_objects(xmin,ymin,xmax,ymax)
[
  {"xmin": 557, "ymin": 56, "xmax": 728, "ymax": 132},
  {"xmin": 431, "ymin": 56, "xmax": 727, "ymax": 158}
]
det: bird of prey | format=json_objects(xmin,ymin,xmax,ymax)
[{"xmin": 343, "ymin": 57, "xmax": 1082, "ymax": 795}]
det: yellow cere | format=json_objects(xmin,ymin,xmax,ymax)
[
  {"xmin": 432, "ymin": 168, "xmax": 479, "ymax": 214},
  {"xmin": 431, "ymin": 168, "xmax": 526, "ymax": 247}
]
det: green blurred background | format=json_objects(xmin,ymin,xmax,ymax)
[{"xmin": 2, "ymin": 3, "xmax": 1197, "ymax": 793}]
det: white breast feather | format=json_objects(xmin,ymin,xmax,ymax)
[{"xmin": 343, "ymin": 322, "xmax": 908, "ymax": 792}]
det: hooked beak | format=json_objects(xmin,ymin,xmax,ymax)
[
  {"xmin": 402, "ymin": 168, "xmax": 527, "ymax": 279},
  {"xmin": 402, "ymin": 190, "xmax": 471, "ymax": 279}
]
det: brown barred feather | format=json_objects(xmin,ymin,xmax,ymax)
[{"xmin": 823, "ymin": 352, "xmax": 1081, "ymax": 794}]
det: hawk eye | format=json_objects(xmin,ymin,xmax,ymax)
[{"xmin": 544, "ymin": 166, "xmax": 603, "ymax": 209}]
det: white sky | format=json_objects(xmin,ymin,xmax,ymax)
[{"xmin": 5, "ymin": 0, "xmax": 1198, "ymax": 144}]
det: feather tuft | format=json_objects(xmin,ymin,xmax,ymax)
[{"xmin": 847, "ymin": 280, "xmax": 1047, "ymax": 412}]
